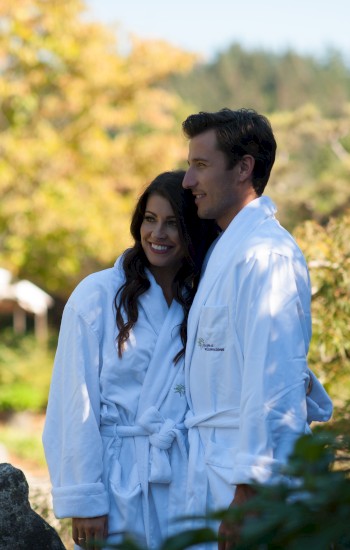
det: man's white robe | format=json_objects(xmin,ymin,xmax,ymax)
[
  {"xmin": 184, "ymin": 197, "xmax": 333, "ymax": 523},
  {"xmin": 43, "ymin": 257, "xmax": 188, "ymax": 549}
]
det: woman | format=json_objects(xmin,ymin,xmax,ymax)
[{"xmin": 43, "ymin": 170, "xmax": 218, "ymax": 550}]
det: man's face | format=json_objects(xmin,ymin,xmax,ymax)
[{"xmin": 182, "ymin": 129, "xmax": 242, "ymax": 230}]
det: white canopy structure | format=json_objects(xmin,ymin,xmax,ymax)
[{"xmin": 0, "ymin": 268, "xmax": 54, "ymax": 342}]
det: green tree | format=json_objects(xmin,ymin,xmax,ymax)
[
  {"xmin": 268, "ymin": 104, "xmax": 350, "ymax": 229},
  {"xmin": 168, "ymin": 43, "xmax": 350, "ymax": 116}
]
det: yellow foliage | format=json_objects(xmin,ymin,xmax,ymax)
[
  {"xmin": 294, "ymin": 214, "xmax": 350, "ymax": 393},
  {"xmin": 0, "ymin": 0, "xmax": 196, "ymax": 296}
]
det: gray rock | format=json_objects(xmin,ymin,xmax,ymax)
[{"xmin": 0, "ymin": 462, "xmax": 66, "ymax": 550}]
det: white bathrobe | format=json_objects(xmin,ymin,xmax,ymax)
[
  {"xmin": 184, "ymin": 197, "xmax": 333, "ymax": 524},
  {"xmin": 43, "ymin": 257, "xmax": 188, "ymax": 549}
]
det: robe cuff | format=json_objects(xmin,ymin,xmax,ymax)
[
  {"xmin": 52, "ymin": 482, "xmax": 109, "ymax": 518},
  {"xmin": 306, "ymin": 370, "xmax": 333, "ymax": 424},
  {"xmin": 232, "ymin": 453, "xmax": 286, "ymax": 485}
]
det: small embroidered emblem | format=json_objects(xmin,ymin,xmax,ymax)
[
  {"xmin": 197, "ymin": 337, "xmax": 205, "ymax": 348},
  {"xmin": 174, "ymin": 384, "xmax": 185, "ymax": 396}
]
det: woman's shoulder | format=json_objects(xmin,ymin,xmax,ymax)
[{"xmin": 67, "ymin": 256, "xmax": 126, "ymax": 313}]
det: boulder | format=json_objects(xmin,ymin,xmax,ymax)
[{"xmin": 0, "ymin": 462, "xmax": 66, "ymax": 549}]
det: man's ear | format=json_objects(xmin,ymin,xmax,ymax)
[{"xmin": 239, "ymin": 155, "xmax": 255, "ymax": 180}]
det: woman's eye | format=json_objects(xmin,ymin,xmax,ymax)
[
  {"xmin": 144, "ymin": 216, "xmax": 155, "ymax": 222},
  {"xmin": 167, "ymin": 220, "xmax": 177, "ymax": 228}
]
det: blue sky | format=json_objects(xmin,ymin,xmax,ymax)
[{"xmin": 84, "ymin": 0, "xmax": 350, "ymax": 62}]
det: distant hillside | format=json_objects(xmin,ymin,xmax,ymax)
[{"xmin": 165, "ymin": 43, "xmax": 350, "ymax": 116}]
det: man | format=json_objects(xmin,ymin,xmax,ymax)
[{"xmin": 182, "ymin": 108, "xmax": 333, "ymax": 549}]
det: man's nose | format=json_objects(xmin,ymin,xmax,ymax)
[{"xmin": 182, "ymin": 168, "xmax": 195, "ymax": 189}]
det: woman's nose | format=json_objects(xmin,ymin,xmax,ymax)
[{"xmin": 152, "ymin": 223, "xmax": 166, "ymax": 239}]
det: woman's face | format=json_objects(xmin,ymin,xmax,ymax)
[{"xmin": 140, "ymin": 193, "xmax": 185, "ymax": 275}]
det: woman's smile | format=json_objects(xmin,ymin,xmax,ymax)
[
  {"xmin": 149, "ymin": 242, "xmax": 173, "ymax": 253},
  {"xmin": 140, "ymin": 194, "xmax": 184, "ymax": 273}
]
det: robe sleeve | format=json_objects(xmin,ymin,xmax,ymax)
[
  {"xmin": 42, "ymin": 303, "xmax": 109, "ymax": 518},
  {"xmin": 232, "ymin": 250, "xmax": 313, "ymax": 485}
]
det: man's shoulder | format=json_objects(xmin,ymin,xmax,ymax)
[
  {"xmin": 243, "ymin": 217, "xmax": 304, "ymax": 259},
  {"xmin": 211, "ymin": 220, "xmax": 308, "ymax": 285}
]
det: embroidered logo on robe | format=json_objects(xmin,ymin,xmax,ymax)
[
  {"xmin": 197, "ymin": 337, "xmax": 224, "ymax": 352},
  {"xmin": 174, "ymin": 384, "xmax": 185, "ymax": 396}
]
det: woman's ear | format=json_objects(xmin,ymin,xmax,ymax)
[{"xmin": 239, "ymin": 155, "xmax": 255, "ymax": 180}]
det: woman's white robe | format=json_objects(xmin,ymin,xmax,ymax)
[
  {"xmin": 43, "ymin": 258, "xmax": 188, "ymax": 549},
  {"xmin": 184, "ymin": 197, "xmax": 333, "ymax": 524}
]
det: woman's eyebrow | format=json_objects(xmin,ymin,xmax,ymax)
[{"xmin": 145, "ymin": 210, "xmax": 176, "ymax": 220}]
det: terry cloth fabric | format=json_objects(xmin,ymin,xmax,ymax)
[{"xmin": 43, "ymin": 256, "xmax": 188, "ymax": 549}]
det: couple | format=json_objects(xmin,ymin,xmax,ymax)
[{"xmin": 43, "ymin": 108, "xmax": 333, "ymax": 550}]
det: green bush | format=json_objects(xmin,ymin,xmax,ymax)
[
  {"xmin": 0, "ymin": 331, "xmax": 55, "ymax": 412},
  {"xmin": 219, "ymin": 431, "xmax": 350, "ymax": 550}
]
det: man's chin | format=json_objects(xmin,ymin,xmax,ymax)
[{"xmin": 197, "ymin": 207, "xmax": 210, "ymax": 219}]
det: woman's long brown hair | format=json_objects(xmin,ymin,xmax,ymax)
[{"xmin": 114, "ymin": 170, "xmax": 218, "ymax": 363}]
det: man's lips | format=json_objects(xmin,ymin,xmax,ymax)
[{"xmin": 193, "ymin": 193, "xmax": 206, "ymax": 202}]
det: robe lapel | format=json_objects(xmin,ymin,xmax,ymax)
[
  {"xmin": 137, "ymin": 295, "xmax": 184, "ymax": 415},
  {"xmin": 140, "ymin": 269, "xmax": 170, "ymax": 336}
]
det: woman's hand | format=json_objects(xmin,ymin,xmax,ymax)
[{"xmin": 72, "ymin": 515, "xmax": 108, "ymax": 550}]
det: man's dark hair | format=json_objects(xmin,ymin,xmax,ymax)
[{"xmin": 182, "ymin": 108, "xmax": 277, "ymax": 195}]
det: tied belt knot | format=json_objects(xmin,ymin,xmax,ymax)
[{"xmin": 101, "ymin": 406, "xmax": 186, "ymax": 484}]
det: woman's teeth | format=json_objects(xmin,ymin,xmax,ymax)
[{"xmin": 151, "ymin": 243, "xmax": 169, "ymax": 251}]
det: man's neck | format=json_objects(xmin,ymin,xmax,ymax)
[{"xmin": 218, "ymin": 191, "xmax": 259, "ymax": 231}]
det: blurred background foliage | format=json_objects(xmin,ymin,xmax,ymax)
[
  {"xmin": 0, "ymin": 0, "xmax": 195, "ymax": 296},
  {"xmin": 1, "ymin": 0, "xmax": 350, "ymax": 300},
  {"xmin": 0, "ymin": 331, "xmax": 54, "ymax": 411},
  {"xmin": 0, "ymin": 0, "xmax": 349, "ymax": 450}
]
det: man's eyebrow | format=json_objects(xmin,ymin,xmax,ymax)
[{"xmin": 188, "ymin": 156, "xmax": 209, "ymax": 163}]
